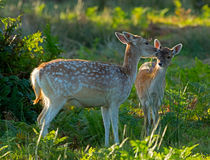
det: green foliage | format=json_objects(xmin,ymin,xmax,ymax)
[
  {"xmin": 0, "ymin": 15, "xmax": 63, "ymax": 124},
  {"xmin": 166, "ymin": 58, "xmax": 209, "ymax": 120},
  {"xmin": 80, "ymin": 135, "xmax": 205, "ymax": 160},
  {"xmin": 52, "ymin": 108, "xmax": 104, "ymax": 147},
  {"xmin": 178, "ymin": 58, "xmax": 209, "ymax": 120},
  {"xmin": 0, "ymin": 75, "xmax": 37, "ymax": 123},
  {"xmin": 34, "ymin": 1, "xmax": 46, "ymax": 16},
  {"xmin": 112, "ymin": 7, "xmax": 128, "ymax": 29},
  {"xmin": 131, "ymin": 7, "xmax": 149, "ymax": 30},
  {"xmin": 0, "ymin": 16, "xmax": 63, "ymax": 76},
  {"xmin": 23, "ymin": 31, "xmax": 43, "ymax": 55},
  {"xmin": 160, "ymin": 58, "xmax": 210, "ymax": 146},
  {"xmin": 0, "ymin": 145, "xmax": 10, "ymax": 159},
  {"xmin": 0, "ymin": 16, "xmax": 23, "ymax": 74},
  {"xmin": 0, "ymin": 0, "xmax": 5, "ymax": 9},
  {"xmin": 42, "ymin": 24, "xmax": 63, "ymax": 60},
  {"xmin": 0, "ymin": 122, "xmax": 74, "ymax": 159},
  {"xmin": 202, "ymin": 5, "xmax": 210, "ymax": 18},
  {"xmin": 86, "ymin": 6, "xmax": 98, "ymax": 19},
  {"xmin": 0, "ymin": 16, "xmax": 43, "ymax": 75}
]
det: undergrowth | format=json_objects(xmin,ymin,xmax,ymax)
[{"xmin": 0, "ymin": 118, "xmax": 209, "ymax": 159}]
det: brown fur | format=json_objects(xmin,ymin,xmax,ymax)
[
  {"xmin": 135, "ymin": 62, "xmax": 159, "ymax": 99},
  {"xmin": 135, "ymin": 40, "xmax": 182, "ymax": 136}
]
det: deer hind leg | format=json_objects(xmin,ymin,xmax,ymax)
[
  {"xmin": 154, "ymin": 106, "xmax": 160, "ymax": 127},
  {"xmin": 151, "ymin": 97, "xmax": 160, "ymax": 128},
  {"xmin": 142, "ymin": 106, "xmax": 147, "ymax": 136},
  {"xmin": 40, "ymin": 97, "xmax": 66, "ymax": 136},
  {"xmin": 143, "ymin": 102, "xmax": 152, "ymax": 137},
  {"xmin": 109, "ymin": 103, "xmax": 120, "ymax": 145},
  {"xmin": 101, "ymin": 106, "xmax": 111, "ymax": 147},
  {"xmin": 37, "ymin": 107, "xmax": 47, "ymax": 125},
  {"xmin": 151, "ymin": 106, "xmax": 156, "ymax": 127},
  {"xmin": 37, "ymin": 94, "xmax": 50, "ymax": 126}
]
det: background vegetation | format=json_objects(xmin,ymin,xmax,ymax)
[{"xmin": 0, "ymin": 0, "xmax": 209, "ymax": 159}]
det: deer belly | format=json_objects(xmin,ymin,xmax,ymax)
[{"xmin": 67, "ymin": 87, "xmax": 107, "ymax": 107}]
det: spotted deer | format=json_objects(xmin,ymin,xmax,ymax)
[
  {"xmin": 30, "ymin": 32, "xmax": 158, "ymax": 146},
  {"xmin": 135, "ymin": 39, "xmax": 182, "ymax": 136}
]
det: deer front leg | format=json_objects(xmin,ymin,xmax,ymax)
[
  {"xmin": 109, "ymin": 103, "xmax": 120, "ymax": 145},
  {"xmin": 101, "ymin": 106, "xmax": 111, "ymax": 147}
]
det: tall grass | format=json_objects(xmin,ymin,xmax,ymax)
[{"xmin": 0, "ymin": 118, "xmax": 208, "ymax": 159}]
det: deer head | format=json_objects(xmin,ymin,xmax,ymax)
[
  {"xmin": 115, "ymin": 32, "xmax": 158, "ymax": 58},
  {"xmin": 154, "ymin": 39, "xmax": 182, "ymax": 67}
]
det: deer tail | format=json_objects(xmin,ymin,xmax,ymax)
[{"xmin": 30, "ymin": 68, "xmax": 41, "ymax": 104}]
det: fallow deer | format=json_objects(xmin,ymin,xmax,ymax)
[
  {"xmin": 30, "ymin": 32, "xmax": 158, "ymax": 146},
  {"xmin": 135, "ymin": 39, "xmax": 182, "ymax": 136}
]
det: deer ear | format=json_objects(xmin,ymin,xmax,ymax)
[
  {"xmin": 115, "ymin": 32, "xmax": 128, "ymax": 44},
  {"xmin": 122, "ymin": 32, "xmax": 135, "ymax": 41},
  {"xmin": 172, "ymin": 43, "xmax": 182, "ymax": 55},
  {"xmin": 154, "ymin": 39, "xmax": 161, "ymax": 49}
]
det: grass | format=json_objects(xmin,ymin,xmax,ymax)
[
  {"xmin": 0, "ymin": 0, "xmax": 210, "ymax": 159},
  {"xmin": 0, "ymin": 109, "xmax": 209, "ymax": 159}
]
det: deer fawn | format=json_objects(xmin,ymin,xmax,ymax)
[
  {"xmin": 135, "ymin": 39, "xmax": 182, "ymax": 136},
  {"xmin": 30, "ymin": 31, "xmax": 158, "ymax": 146}
]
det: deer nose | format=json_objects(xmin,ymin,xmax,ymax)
[{"xmin": 158, "ymin": 63, "xmax": 162, "ymax": 66}]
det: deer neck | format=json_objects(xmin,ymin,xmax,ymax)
[
  {"xmin": 122, "ymin": 44, "xmax": 141, "ymax": 84},
  {"xmin": 153, "ymin": 61, "xmax": 167, "ymax": 82}
]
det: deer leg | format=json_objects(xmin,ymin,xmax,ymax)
[
  {"xmin": 101, "ymin": 106, "xmax": 111, "ymax": 147},
  {"xmin": 142, "ymin": 106, "xmax": 148, "ymax": 136},
  {"xmin": 143, "ymin": 103, "xmax": 151, "ymax": 136},
  {"xmin": 151, "ymin": 105, "xmax": 156, "ymax": 127},
  {"xmin": 40, "ymin": 97, "xmax": 66, "ymax": 136},
  {"xmin": 152, "ymin": 98, "xmax": 160, "ymax": 128},
  {"xmin": 37, "ymin": 107, "xmax": 47, "ymax": 125},
  {"xmin": 109, "ymin": 103, "xmax": 120, "ymax": 144},
  {"xmin": 147, "ymin": 107, "xmax": 152, "ymax": 136},
  {"xmin": 155, "ymin": 106, "xmax": 160, "ymax": 127},
  {"xmin": 37, "ymin": 95, "xmax": 50, "ymax": 126}
]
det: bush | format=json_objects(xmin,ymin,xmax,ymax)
[
  {"xmin": 0, "ymin": 75, "xmax": 37, "ymax": 123},
  {"xmin": 0, "ymin": 16, "xmax": 63, "ymax": 76},
  {"xmin": 0, "ymin": 16, "xmax": 43, "ymax": 76},
  {"xmin": 0, "ymin": 15, "xmax": 63, "ymax": 124}
]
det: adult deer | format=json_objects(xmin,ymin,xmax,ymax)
[
  {"xmin": 30, "ymin": 32, "xmax": 158, "ymax": 146},
  {"xmin": 135, "ymin": 39, "xmax": 182, "ymax": 136}
]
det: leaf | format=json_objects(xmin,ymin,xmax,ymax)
[{"xmin": 0, "ymin": 85, "xmax": 11, "ymax": 96}]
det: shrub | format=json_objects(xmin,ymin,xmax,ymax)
[
  {"xmin": 0, "ymin": 15, "xmax": 63, "ymax": 124},
  {"xmin": 0, "ymin": 75, "xmax": 37, "ymax": 123},
  {"xmin": 0, "ymin": 16, "xmax": 63, "ymax": 76}
]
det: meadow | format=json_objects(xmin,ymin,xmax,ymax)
[{"xmin": 0, "ymin": 0, "xmax": 209, "ymax": 159}]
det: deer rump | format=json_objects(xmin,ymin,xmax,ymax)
[{"xmin": 31, "ymin": 59, "xmax": 131, "ymax": 108}]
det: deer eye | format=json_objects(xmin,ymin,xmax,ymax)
[
  {"xmin": 167, "ymin": 56, "xmax": 171, "ymax": 59},
  {"xmin": 145, "ymin": 42, "xmax": 149, "ymax": 45}
]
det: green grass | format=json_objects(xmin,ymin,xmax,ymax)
[{"xmin": 0, "ymin": 109, "xmax": 209, "ymax": 159}]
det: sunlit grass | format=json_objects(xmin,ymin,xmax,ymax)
[
  {"xmin": 148, "ymin": 14, "xmax": 210, "ymax": 27},
  {"xmin": 2, "ymin": 0, "xmax": 209, "ymax": 30}
]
